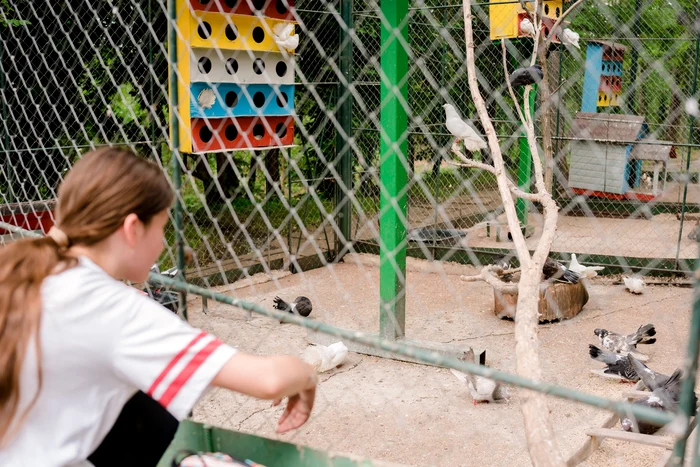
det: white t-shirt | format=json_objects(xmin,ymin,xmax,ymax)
[{"xmin": 0, "ymin": 257, "xmax": 237, "ymax": 467}]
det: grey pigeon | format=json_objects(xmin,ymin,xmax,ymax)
[
  {"xmin": 589, "ymin": 345, "xmax": 639, "ymax": 381},
  {"xmin": 273, "ymin": 296, "xmax": 313, "ymax": 317},
  {"xmin": 620, "ymin": 369, "xmax": 683, "ymax": 434},
  {"xmin": 542, "ymin": 257, "xmax": 580, "ymax": 284},
  {"xmin": 626, "ymin": 354, "xmax": 669, "ymax": 391},
  {"xmin": 594, "ymin": 324, "xmax": 656, "ymax": 354},
  {"xmin": 509, "ymin": 65, "xmax": 543, "ymax": 87},
  {"xmin": 450, "ymin": 349, "xmax": 509, "ymax": 405}
]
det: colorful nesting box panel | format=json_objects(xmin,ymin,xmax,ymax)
[
  {"xmin": 170, "ymin": 0, "xmax": 297, "ymax": 153},
  {"xmin": 490, "ymin": 0, "xmax": 564, "ymax": 41},
  {"xmin": 581, "ymin": 40, "xmax": 626, "ymax": 113},
  {"xmin": 189, "ymin": 0, "xmax": 295, "ymax": 21}
]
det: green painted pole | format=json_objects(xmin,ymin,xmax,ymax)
[
  {"xmin": 168, "ymin": 0, "xmax": 187, "ymax": 320},
  {"xmin": 516, "ymin": 84, "xmax": 536, "ymax": 229},
  {"xmin": 335, "ymin": 0, "xmax": 354, "ymax": 259},
  {"xmin": 378, "ymin": 0, "xmax": 408, "ymax": 340}
]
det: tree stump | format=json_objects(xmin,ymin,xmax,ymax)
[{"xmin": 493, "ymin": 281, "xmax": 589, "ymax": 323}]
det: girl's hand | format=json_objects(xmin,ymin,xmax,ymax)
[{"xmin": 273, "ymin": 383, "xmax": 316, "ymax": 433}]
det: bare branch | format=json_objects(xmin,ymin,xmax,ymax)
[
  {"xmin": 460, "ymin": 266, "xmax": 519, "ymax": 294},
  {"xmin": 502, "ymin": 40, "xmax": 528, "ymax": 128}
]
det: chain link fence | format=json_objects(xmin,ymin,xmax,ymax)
[{"xmin": 2, "ymin": 0, "xmax": 700, "ymax": 465}]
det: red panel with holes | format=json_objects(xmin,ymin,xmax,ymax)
[
  {"xmin": 191, "ymin": 116, "xmax": 294, "ymax": 152},
  {"xmin": 190, "ymin": 0, "xmax": 295, "ymax": 21}
]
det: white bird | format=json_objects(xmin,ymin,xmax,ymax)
[
  {"xmin": 685, "ymin": 98, "xmax": 699, "ymax": 118},
  {"xmin": 450, "ymin": 349, "xmax": 508, "ymax": 405},
  {"xmin": 568, "ymin": 253, "xmax": 605, "ymax": 279},
  {"xmin": 624, "ymin": 276, "xmax": 646, "ymax": 294},
  {"xmin": 443, "ymin": 104, "xmax": 487, "ymax": 153},
  {"xmin": 520, "ymin": 18, "xmax": 536, "ymax": 37},
  {"xmin": 273, "ymin": 23, "xmax": 299, "ymax": 52},
  {"xmin": 197, "ymin": 88, "xmax": 216, "ymax": 109},
  {"xmin": 561, "ymin": 28, "xmax": 581, "ymax": 49},
  {"xmin": 302, "ymin": 342, "xmax": 348, "ymax": 373}
]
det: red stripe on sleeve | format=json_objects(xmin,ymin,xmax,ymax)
[
  {"xmin": 158, "ymin": 338, "xmax": 223, "ymax": 408},
  {"xmin": 147, "ymin": 331, "xmax": 208, "ymax": 397}
]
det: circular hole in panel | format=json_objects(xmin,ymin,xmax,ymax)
[
  {"xmin": 544, "ymin": 27, "xmax": 549, "ymax": 36},
  {"xmin": 555, "ymin": 6, "xmax": 560, "ymax": 17},
  {"xmin": 200, "ymin": 125, "xmax": 213, "ymax": 143},
  {"xmin": 225, "ymin": 24, "xmax": 238, "ymax": 41},
  {"xmin": 197, "ymin": 57, "xmax": 212, "ymax": 74},
  {"xmin": 252, "ymin": 0, "xmax": 266, "ymax": 10},
  {"xmin": 275, "ymin": 0, "xmax": 288, "ymax": 14},
  {"xmin": 225, "ymin": 91, "xmax": 239, "ymax": 107},
  {"xmin": 252, "ymin": 26, "xmax": 265, "ymax": 43},
  {"xmin": 253, "ymin": 58, "xmax": 265, "ymax": 74},
  {"xmin": 253, "ymin": 91, "xmax": 266, "ymax": 108},
  {"xmin": 544, "ymin": 4, "xmax": 549, "ymax": 14},
  {"xmin": 197, "ymin": 22, "xmax": 212, "ymax": 39},
  {"xmin": 276, "ymin": 92, "xmax": 288, "ymax": 108},
  {"xmin": 253, "ymin": 123, "xmax": 265, "ymax": 140},
  {"xmin": 225, "ymin": 124, "xmax": 239, "ymax": 141},
  {"xmin": 226, "ymin": 58, "xmax": 239, "ymax": 74},
  {"xmin": 225, "ymin": 0, "xmax": 238, "ymax": 6},
  {"xmin": 276, "ymin": 61, "xmax": 287, "ymax": 77},
  {"xmin": 276, "ymin": 122, "xmax": 287, "ymax": 138}
]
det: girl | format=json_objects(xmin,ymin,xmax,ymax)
[{"xmin": 0, "ymin": 147, "xmax": 317, "ymax": 467}]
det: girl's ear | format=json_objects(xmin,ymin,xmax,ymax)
[{"xmin": 122, "ymin": 213, "xmax": 142, "ymax": 248}]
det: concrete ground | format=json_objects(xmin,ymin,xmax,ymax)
[{"xmin": 187, "ymin": 254, "xmax": 696, "ymax": 467}]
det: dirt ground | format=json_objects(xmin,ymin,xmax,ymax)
[{"xmin": 187, "ymin": 253, "xmax": 696, "ymax": 467}]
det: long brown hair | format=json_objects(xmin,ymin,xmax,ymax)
[{"xmin": 0, "ymin": 147, "xmax": 174, "ymax": 445}]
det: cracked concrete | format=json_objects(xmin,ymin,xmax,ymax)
[{"xmin": 187, "ymin": 255, "xmax": 695, "ymax": 467}]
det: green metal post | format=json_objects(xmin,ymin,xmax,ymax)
[
  {"xmin": 516, "ymin": 84, "xmax": 536, "ymax": 228},
  {"xmin": 378, "ymin": 0, "xmax": 408, "ymax": 340},
  {"xmin": 628, "ymin": 0, "xmax": 642, "ymax": 114},
  {"xmin": 168, "ymin": 0, "xmax": 187, "ymax": 320},
  {"xmin": 675, "ymin": 2, "xmax": 700, "ymax": 270},
  {"xmin": 335, "ymin": 0, "xmax": 354, "ymax": 259}
]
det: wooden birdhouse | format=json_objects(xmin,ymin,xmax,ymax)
[
  {"xmin": 581, "ymin": 40, "xmax": 627, "ymax": 113},
  {"xmin": 489, "ymin": 0, "xmax": 566, "ymax": 41}
]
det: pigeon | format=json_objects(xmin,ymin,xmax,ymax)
[
  {"xmin": 589, "ymin": 344, "xmax": 639, "ymax": 382},
  {"xmin": 594, "ymin": 324, "xmax": 656, "ymax": 354},
  {"xmin": 197, "ymin": 88, "xmax": 216, "ymax": 109},
  {"xmin": 302, "ymin": 342, "xmax": 348, "ymax": 373},
  {"xmin": 626, "ymin": 354, "xmax": 670, "ymax": 391},
  {"xmin": 542, "ymin": 257, "xmax": 580, "ymax": 284},
  {"xmin": 520, "ymin": 18, "xmax": 536, "ymax": 37},
  {"xmin": 273, "ymin": 296, "xmax": 312, "ymax": 317},
  {"xmin": 443, "ymin": 103, "xmax": 488, "ymax": 153},
  {"xmin": 273, "ymin": 23, "xmax": 299, "ymax": 53},
  {"xmin": 620, "ymin": 369, "xmax": 683, "ymax": 434},
  {"xmin": 509, "ymin": 65, "xmax": 543, "ymax": 87},
  {"xmin": 624, "ymin": 276, "xmax": 646, "ymax": 294},
  {"xmin": 568, "ymin": 254, "xmax": 605, "ymax": 279},
  {"xmin": 450, "ymin": 349, "xmax": 509, "ymax": 405},
  {"xmin": 688, "ymin": 221, "xmax": 700, "ymax": 241},
  {"xmin": 685, "ymin": 97, "xmax": 699, "ymax": 118},
  {"xmin": 641, "ymin": 172, "xmax": 652, "ymax": 190},
  {"xmin": 561, "ymin": 28, "xmax": 580, "ymax": 49}
]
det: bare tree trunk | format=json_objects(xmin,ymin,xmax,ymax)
[
  {"xmin": 537, "ymin": 47, "xmax": 557, "ymax": 193},
  {"xmin": 265, "ymin": 148, "xmax": 281, "ymax": 195}
]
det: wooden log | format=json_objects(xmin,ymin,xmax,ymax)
[
  {"xmin": 493, "ymin": 281, "xmax": 589, "ymax": 323},
  {"xmin": 584, "ymin": 428, "xmax": 674, "ymax": 449}
]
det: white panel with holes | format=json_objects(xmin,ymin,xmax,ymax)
[{"xmin": 191, "ymin": 48, "xmax": 295, "ymax": 85}]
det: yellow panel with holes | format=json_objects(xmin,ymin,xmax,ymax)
[
  {"xmin": 169, "ymin": 0, "xmax": 193, "ymax": 153},
  {"xmin": 189, "ymin": 11, "xmax": 290, "ymax": 53},
  {"xmin": 597, "ymin": 90, "xmax": 621, "ymax": 107}
]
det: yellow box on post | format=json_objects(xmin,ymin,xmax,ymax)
[{"xmin": 488, "ymin": 0, "xmax": 564, "ymax": 41}]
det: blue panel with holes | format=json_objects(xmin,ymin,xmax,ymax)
[
  {"xmin": 601, "ymin": 60, "xmax": 623, "ymax": 76},
  {"xmin": 189, "ymin": 82, "xmax": 295, "ymax": 118}
]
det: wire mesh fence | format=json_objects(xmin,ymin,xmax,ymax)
[{"xmin": 2, "ymin": 0, "xmax": 700, "ymax": 464}]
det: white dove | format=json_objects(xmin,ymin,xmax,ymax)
[
  {"xmin": 624, "ymin": 276, "xmax": 646, "ymax": 294},
  {"xmin": 685, "ymin": 98, "xmax": 699, "ymax": 118},
  {"xmin": 302, "ymin": 342, "xmax": 348, "ymax": 373},
  {"xmin": 520, "ymin": 18, "xmax": 536, "ymax": 37},
  {"xmin": 273, "ymin": 23, "xmax": 299, "ymax": 53},
  {"xmin": 197, "ymin": 88, "xmax": 216, "ymax": 109},
  {"xmin": 568, "ymin": 253, "xmax": 605, "ymax": 279},
  {"xmin": 450, "ymin": 349, "xmax": 508, "ymax": 405},
  {"xmin": 562, "ymin": 28, "xmax": 580, "ymax": 49},
  {"xmin": 443, "ymin": 103, "xmax": 487, "ymax": 153}
]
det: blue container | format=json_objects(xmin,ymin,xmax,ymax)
[{"xmin": 190, "ymin": 83, "xmax": 295, "ymax": 118}]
